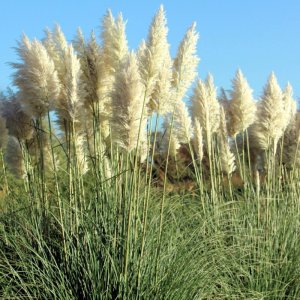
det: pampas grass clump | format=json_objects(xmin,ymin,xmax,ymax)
[{"xmin": 2, "ymin": 7, "xmax": 300, "ymax": 300}]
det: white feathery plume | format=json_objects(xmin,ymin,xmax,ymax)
[
  {"xmin": 113, "ymin": 12, "xmax": 128, "ymax": 60},
  {"xmin": 229, "ymin": 69, "xmax": 256, "ymax": 137},
  {"xmin": 55, "ymin": 44, "xmax": 85, "ymax": 123},
  {"xmin": 193, "ymin": 118, "xmax": 203, "ymax": 162},
  {"xmin": 205, "ymin": 74, "xmax": 221, "ymax": 133},
  {"xmin": 101, "ymin": 9, "xmax": 115, "ymax": 54},
  {"xmin": 139, "ymin": 5, "xmax": 171, "ymax": 102},
  {"xmin": 282, "ymin": 82, "xmax": 297, "ymax": 131},
  {"xmin": 168, "ymin": 23, "xmax": 199, "ymax": 148},
  {"xmin": 148, "ymin": 47, "xmax": 173, "ymax": 115},
  {"xmin": 250, "ymin": 72, "xmax": 285, "ymax": 152},
  {"xmin": 43, "ymin": 25, "xmax": 85, "ymax": 122},
  {"xmin": 191, "ymin": 74, "xmax": 220, "ymax": 142},
  {"xmin": 43, "ymin": 25, "xmax": 68, "ymax": 77},
  {"xmin": 173, "ymin": 99, "xmax": 193, "ymax": 144},
  {"xmin": 57, "ymin": 44, "xmax": 88, "ymax": 174},
  {"xmin": 43, "ymin": 28, "xmax": 60, "ymax": 63},
  {"xmin": 172, "ymin": 22, "xmax": 199, "ymax": 101},
  {"xmin": 101, "ymin": 10, "xmax": 128, "ymax": 74},
  {"xmin": 72, "ymin": 27, "xmax": 86, "ymax": 55},
  {"xmin": 73, "ymin": 29, "xmax": 110, "ymax": 139},
  {"xmin": 5, "ymin": 136, "xmax": 25, "ymax": 178},
  {"xmin": 54, "ymin": 25, "xmax": 68, "ymax": 52},
  {"xmin": 137, "ymin": 39, "xmax": 146, "ymax": 60},
  {"xmin": 73, "ymin": 30, "xmax": 103, "ymax": 109},
  {"xmin": 45, "ymin": 28, "xmax": 88, "ymax": 174},
  {"xmin": 218, "ymin": 88, "xmax": 233, "ymax": 134},
  {"xmin": 218, "ymin": 107, "xmax": 236, "ymax": 175},
  {"xmin": 100, "ymin": 10, "xmax": 129, "ymax": 136},
  {"xmin": 11, "ymin": 35, "xmax": 60, "ymax": 117},
  {"xmin": 111, "ymin": 52, "xmax": 147, "ymax": 159}
]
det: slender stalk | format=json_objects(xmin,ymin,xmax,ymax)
[
  {"xmin": 0, "ymin": 150, "xmax": 9, "ymax": 194},
  {"xmin": 124, "ymin": 87, "xmax": 148, "ymax": 291},
  {"xmin": 234, "ymin": 135, "xmax": 243, "ymax": 181},
  {"xmin": 47, "ymin": 110, "xmax": 66, "ymax": 261},
  {"xmin": 137, "ymin": 112, "xmax": 160, "ymax": 292},
  {"xmin": 35, "ymin": 117, "xmax": 47, "ymax": 217}
]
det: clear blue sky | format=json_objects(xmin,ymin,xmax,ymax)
[{"xmin": 0, "ymin": 0, "xmax": 299, "ymax": 99}]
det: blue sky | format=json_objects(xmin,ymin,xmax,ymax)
[{"xmin": 0, "ymin": 0, "xmax": 299, "ymax": 99}]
